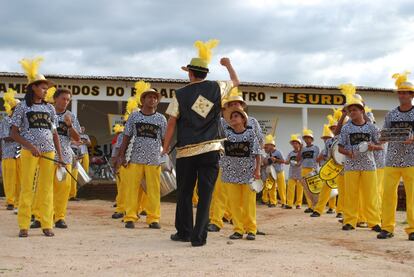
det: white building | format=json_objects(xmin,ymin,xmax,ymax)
[{"xmin": 0, "ymin": 72, "xmax": 397, "ymax": 157}]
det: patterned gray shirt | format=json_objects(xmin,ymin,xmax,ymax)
[
  {"xmin": 299, "ymin": 144, "xmax": 320, "ymax": 169},
  {"xmin": 383, "ymin": 107, "xmax": 414, "ymax": 167},
  {"xmin": 0, "ymin": 116, "xmax": 21, "ymax": 159},
  {"xmin": 124, "ymin": 111, "xmax": 166, "ymax": 166},
  {"xmin": 286, "ymin": 150, "xmax": 302, "ymax": 180},
  {"xmin": 220, "ymin": 126, "xmax": 260, "ymax": 184},
  {"xmin": 56, "ymin": 110, "xmax": 81, "ymax": 165},
  {"xmin": 221, "ymin": 116, "xmax": 264, "ymax": 145},
  {"xmin": 269, "ymin": 149, "xmax": 284, "ymax": 173},
  {"xmin": 11, "ymin": 102, "xmax": 58, "ymax": 153},
  {"xmin": 339, "ymin": 121, "xmax": 379, "ymax": 171}
]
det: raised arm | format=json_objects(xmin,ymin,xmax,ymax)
[{"xmin": 220, "ymin": 57, "xmax": 239, "ymax": 87}]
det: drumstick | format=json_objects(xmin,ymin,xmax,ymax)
[{"xmin": 40, "ymin": 155, "xmax": 80, "ymax": 184}]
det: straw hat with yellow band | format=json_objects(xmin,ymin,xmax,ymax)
[
  {"xmin": 3, "ymin": 88, "xmax": 20, "ymax": 116},
  {"xmin": 113, "ymin": 124, "xmax": 125, "ymax": 134},
  {"xmin": 339, "ymin": 83, "xmax": 365, "ymax": 111},
  {"xmin": 392, "ymin": 71, "xmax": 414, "ymax": 93},
  {"xmin": 302, "ymin": 128, "xmax": 314, "ymax": 140},
  {"xmin": 321, "ymin": 124, "xmax": 334, "ymax": 139},
  {"xmin": 289, "ymin": 133, "xmax": 302, "ymax": 144},
  {"xmin": 134, "ymin": 80, "xmax": 161, "ymax": 107},
  {"xmin": 264, "ymin": 134, "xmax": 275, "ymax": 146},
  {"xmin": 19, "ymin": 57, "xmax": 54, "ymax": 87},
  {"xmin": 222, "ymin": 87, "xmax": 246, "ymax": 108},
  {"xmin": 181, "ymin": 39, "xmax": 219, "ymax": 73},
  {"xmin": 223, "ymin": 106, "xmax": 248, "ymax": 127}
]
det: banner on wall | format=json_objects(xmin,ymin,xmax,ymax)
[{"xmin": 107, "ymin": 114, "xmax": 124, "ymax": 135}]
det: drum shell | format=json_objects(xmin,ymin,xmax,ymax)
[{"xmin": 77, "ymin": 161, "xmax": 92, "ymax": 186}]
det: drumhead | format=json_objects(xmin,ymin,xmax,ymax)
[
  {"xmin": 248, "ymin": 178, "xmax": 264, "ymax": 193},
  {"xmin": 56, "ymin": 166, "xmax": 67, "ymax": 182},
  {"xmin": 266, "ymin": 165, "xmax": 277, "ymax": 180},
  {"xmin": 358, "ymin": 141, "xmax": 369, "ymax": 153},
  {"xmin": 331, "ymin": 140, "xmax": 346, "ymax": 165}
]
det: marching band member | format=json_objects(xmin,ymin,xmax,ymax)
[
  {"xmin": 1, "ymin": 89, "xmax": 21, "ymax": 211},
  {"xmin": 378, "ymin": 72, "xmax": 414, "ymax": 240},
  {"xmin": 163, "ymin": 39, "xmax": 239, "ymax": 247},
  {"xmin": 116, "ymin": 81, "xmax": 166, "ymax": 230},
  {"xmin": 261, "ymin": 134, "xmax": 286, "ymax": 208},
  {"xmin": 11, "ymin": 57, "xmax": 63, "ymax": 237},
  {"xmin": 297, "ymin": 128, "xmax": 320, "ymax": 213},
  {"xmin": 111, "ymin": 123, "xmax": 126, "ymax": 219},
  {"xmin": 208, "ymin": 88, "xmax": 262, "ymax": 232},
  {"xmin": 79, "ymin": 126, "xmax": 91, "ymax": 174},
  {"xmin": 49, "ymin": 88, "xmax": 81, "ymax": 229},
  {"xmin": 221, "ymin": 107, "xmax": 261, "ymax": 240},
  {"xmin": 311, "ymin": 124, "xmax": 336, "ymax": 217},
  {"xmin": 337, "ymin": 84, "xmax": 382, "ymax": 232},
  {"xmin": 285, "ymin": 134, "xmax": 303, "ymax": 209}
]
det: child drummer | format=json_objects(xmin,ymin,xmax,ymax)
[{"xmin": 285, "ymin": 134, "xmax": 303, "ymax": 209}]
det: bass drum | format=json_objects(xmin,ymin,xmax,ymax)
[{"xmin": 302, "ymin": 171, "xmax": 324, "ymax": 207}]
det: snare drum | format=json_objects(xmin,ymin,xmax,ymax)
[{"xmin": 248, "ymin": 178, "xmax": 264, "ymax": 193}]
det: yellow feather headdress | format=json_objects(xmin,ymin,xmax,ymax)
[
  {"xmin": 392, "ymin": 71, "xmax": 414, "ymax": 91},
  {"xmin": 45, "ymin": 87, "xmax": 56, "ymax": 104},
  {"xmin": 3, "ymin": 88, "xmax": 20, "ymax": 116},
  {"xmin": 327, "ymin": 114, "xmax": 336, "ymax": 127},
  {"xmin": 194, "ymin": 39, "xmax": 220, "ymax": 63},
  {"xmin": 113, "ymin": 124, "xmax": 125, "ymax": 134},
  {"xmin": 339, "ymin": 83, "xmax": 364, "ymax": 109},
  {"xmin": 222, "ymin": 87, "xmax": 245, "ymax": 107},
  {"xmin": 332, "ymin": 108, "xmax": 343, "ymax": 122},
  {"xmin": 123, "ymin": 97, "xmax": 139, "ymax": 121},
  {"xmin": 19, "ymin": 57, "xmax": 44, "ymax": 85}
]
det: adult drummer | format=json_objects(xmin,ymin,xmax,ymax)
[{"xmin": 162, "ymin": 39, "xmax": 239, "ymax": 247}]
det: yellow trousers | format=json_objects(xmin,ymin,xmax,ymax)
[
  {"xmin": 225, "ymin": 183, "xmax": 257, "ymax": 234},
  {"xmin": 137, "ymin": 184, "xmax": 148, "ymax": 214},
  {"xmin": 53, "ymin": 164, "xmax": 72, "ymax": 222},
  {"xmin": 376, "ymin": 168, "xmax": 385, "ymax": 217},
  {"xmin": 81, "ymin": 153, "xmax": 89, "ymax": 175},
  {"xmin": 123, "ymin": 163, "xmax": 161, "ymax": 224},
  {"xmin": 328, "ymin": 195, "xmax": 336, "ymax": 209},
  {"xmin": 115, "ymin": 166, "xmax": 127, "ymax": 213},
  {"xmin": 18, "ymin": 150, "xmax": 55, "ymax": 230},
  {"xmin": 1, "ymin": 158, "xmax": 21, "ymax": 207},
  {"xmin": 192, "ymin": 183, "xmax": 199, "ymax": 206},
  {"xmin": 287, "ymin": 179, "xmax": 303, "ymax": 207},
  {"xmin": 381, "ymin": 167, "xmax": 414, "ymax": 234},
  {"xmin": 344, "ymin": 170, "xmax": 380, "ymax": 228},
  {"xmin": 69, "ymin": 167, "xmax": 79, "ymax": 199},
  {"xmin": 336, "ymin": 174, "xmax": 345, "ymax": 214},
  {"xmin": 358, "ymin": 193, "xmax": 367, "ymax": 223},
  {"xmin": 314, "ymin": 182, "xmax": 334, "ymax": 214},
  {"xmin": 209, "ymin": 170, "xmax": 229, "ymax": 228},
  {"xmin": 262, "ymin": 177, "xmax": 277, "ymax": 204},
  {"xmin": 301, "ymin": 168, "xmax": 315, "ymax": 208}
]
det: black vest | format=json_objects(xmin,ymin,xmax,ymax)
[{"xmin": 175, "ymin": 80, "xmax": 223, "ymax": 147}]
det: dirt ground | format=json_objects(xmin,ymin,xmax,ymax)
[{"xmin": 0, "ymin": 198, "xmax": 413, "ymax": 277}]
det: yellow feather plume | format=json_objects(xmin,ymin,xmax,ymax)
[
  {"xmin": 113, "ymin": 124, "xmax": 125, "ymax": 134},
  {"xmin": 332, "ymin": 108, "xmax": 343, "ymax": 122},
  {"xmin": 134, "ymin": 80, "xmax": 151, "ymax": 105},
  {"xmin": 327, "ymin": 114, "xmax": 335, "ymax": 126},
  {"xmin": 45, "ymin": 87, "xmax": 56, "ymax": 103},
  {"xmin": 364, "ymin": 105, "xmax": 372, "ymax": 113},
  {"xmin": 339, "ymin": 83, "xmax": 356, "ymax": 102},
  {"xmin": 3, "ymin": 88, "xmax": 18, "ymax": 106},
  {"xmin": 123, "ymin": 96, "xmax": 139, "ymax": 121},
  {"xmin": 194, "ymin": 39, "xmax": 220, "ymax": 63},
  {"xmin": 392, "ymin": 71, "xmax": 410, "ymax": 88},
  {"xmin": 19, "ymin": 57, "xmax": 44, "ymax": 84},
  {"xmin": 4, "ymin": 102, "xmax": 12, "ymax": 116}
]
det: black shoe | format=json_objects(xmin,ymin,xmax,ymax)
[
  {"xmin": 149, "ymin": 222, "xmax": 161, "ymax": 229},
  {"xmin": 30, "ymin": 220, "xmax": 41, "ymax": 229},
  {"xmin": 246, "ymin": 233, "xmax": 256, "ymax": 240},
  {"xmin": 139, "ymin": 210, "xmax": 147, "ymax": 216},
  {"xmin": 170, "ymin": 233, "xmax": 190, "ymax": 242},
  {"xmin": 268, "ymin": 204, "xmax": 276, "ymax": 208},
  {"xmin": 191, "ymin": 240, "xmax": 206, "ymax": 247},
  {"xmin": 256, "ymin": 230, "xmax": 266, "ymax": 236},
  {"xmin": 371, "ymin": 225, "xmax": 382, "ymax": 233},
  {"xmin": 69, "ymin": 197, "xmax": 80, "ymax": 201},
  {"xmin": 336, "ymin": 213, "xmax": 343, "ymax": 218},
  {"xmin": 42, "ymin": 229, "xmax": 55, "ymax": 237},
  {"xmin": 284, "ymin": 205, "xmax": 292, "ymax": 209},
  {"xmin": 326, "ymin": 208, "xmax": 335, "ymax": 214},
  {"xmin": 6, "ymin": 204, "xmax": 14, "ymax": 210},
  {"xmin": 112, "ymin": 212, "xmax": 124, "ymax": 219},
  {"xmin": 296, "ymin": 205, "xmax": 301, "ymax": 209},
  {"xmin": 229, "ymin": 232, "xmax": 243, "ymax": 240},
  {"xmin": 304, "ymin": 208, "xmax": 313, "ymax": 213},
  {"xmin": 281, "ymin": 204, "xmax": 285, "ymax": 208},
  {"xmin": 31, "ymin": 215, "xmax": 35, "ymax": 222},
  {"xmin": 207, "ymin": 224, "xmax": 220, "ymax": 232},
  {"xmin": 125, "ymin": 221, "xmax": 135, "ymax": 229},
  {"xmin": 377, "ymin": 230, "xmax": 394, "ymax": 239},
  {"xmin": 342, "ymin": 224, "xmax": 355, "ymax": 231},
  {"xmin": 408, "ymin": 233, "xmax": 414, "ymax": 241},
  {"xmin": 55, "ymin": 220, "xmax": 68, "ymax": 229},
  {"xmin": 310, "ymin": 211, "xmax": 320, "ymax": 218}
]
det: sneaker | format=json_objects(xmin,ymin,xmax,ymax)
[
  {"xmin": 55, "ymin": 219, "xmax": 68, "ymax": 229},
  {"xmin": 229, "ymin": 232, "xmax": 243, "ymax": 240},
  {"xmin": 207, "ymin": 224, "xmax": 220, "ymax": 232},
  {"xmin": 246, "ymin": 233, "xmax": 256, "ymax": 240},
  {"xmin": 30, "ymin": 220, "xmax": 41, "ymax": 229},
  {"xmin": 149, "ymin": 222, "xmax": 161, "ymax": 229},
  {"xmin": 342, "ymin": 224, "xmax": 355, "ymax": 231},
  {"xmin": 304, "ymin": 208, "xmax": 313, "ymax": 213},
  {"xmin": 408, "ymin": 232, "xmax": 414, "ymax": 241},
  {"xmin": 357, "ymin": 222, "xmax": 368, "ymax": 228},
  {"xmin": 310, "ymin": 211, "xmax": 321, "ymax": 217},
  {"xmin": 6, "ymin": 204, "xmax": 14, "ymax": 210},
  {"xmin": 371, "ymin": 225, "xmax": 382, "ymax": 233},
  {"xmin": 284, "ymin": 205, "xmax": 292, "ymax": 209},
  {"xmin": 42, "ymin": 229, "xmax": 55, "ymax": 237},
  {"xmin": 377, "ymin": 230, "xmax": 394, "ymax": 239},
  {"xmin": 296, "ymin": 205, "xmax": 301, "ymax": 209},
  {"xmin": 125, "ymin": 221, "xmax": 135, "ymax": 229},
  {"xmin": 111, "ymin": 212, "xmax": 124, "ymax": 219},
  {"xmin": 18, "ymin": 229, "xmax": 28, "ymax": 238},
  {"xmin": 326, "ymin": 208, "xmax": 335, "ymax": 214}
]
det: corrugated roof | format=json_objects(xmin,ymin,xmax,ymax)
[{"xmin": 0, "ymin": 72, "xmax": 395, "ymax": 93}]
